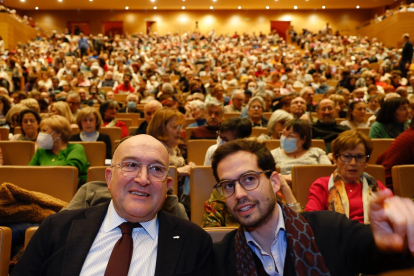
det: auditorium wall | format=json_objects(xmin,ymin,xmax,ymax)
[{"xmin": 20, "ymin": 9, "xmax": 372, "ymax": 36}]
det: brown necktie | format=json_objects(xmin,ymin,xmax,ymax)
[{"xmin": 104, "ymin": 222, "xmax": 142, "ymax": 276}]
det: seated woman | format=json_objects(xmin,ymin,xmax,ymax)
[
  {"xmin": 205, "ymin": 84, "xmax": 230, "ymax": 106},
  {"xmin": 69, "ymin": 107, "xmax": 112, "ymax": 159},
  {"xmin": 4, "ymin": 104, "xmax": 27, "ymax": 136},
  {"xmin": 50, "ymin": 101, "xmax": 77, "ymax": 129},
  {"xmin": 99, "ymin": 100, "xmax": 129, "ymax": 138},
  {"xmin": 147, "ymin": 107, "xmax": 195, "ymax": 200},
  {"xmin": 305, "ymin": 130, "xmax": 389, "ymax": 224},
  {"xmin": 339, "ymin": 100, "xmax": 370, "ymax": 129},
  {"xmin": 11, "ymin": 109, "xmax": 41, "ymax": 142},
  {"xmin": 369, "ymin": 97, "xmax": 410, "ymax": 138},
  {"xmin": 246, "ymin": 96, "xmax": 268, "ymax": 127},
  {"xmin": 29, "ymin": 115, "xmax": 89, "ymax": 186},
  {"xmin": 376, "ymin": 119, "xmax": 414, "ymax": 188},
  {"xmin": 257, "ymin": 109, "xmax": 294, "ymax": 141},
  {"xmin": 271, "ymin": 119, "xmax": 331, "ymax": 183}
]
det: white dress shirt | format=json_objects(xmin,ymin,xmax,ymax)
[
  {"xmin": 80, "ymin": 201, "xmax": 159, "ymax": 276},
  {"xmin": 245, "ymin": 204, "xmax": 287, "ymax": 275}
]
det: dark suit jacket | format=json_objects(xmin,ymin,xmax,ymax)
[
  {"xmin": 312, "ymin": 120, "xmax": 350, "ymax": 153},
  {"xmin": 213, "ymin": 211, "xmax": 414, "ymax": 276},
  {"xmin": 402, "ymin": 40, "xmax": 413, "ymax": 63},
  {"xmin": 69, "ymin": 133, "xmax": 112, "ymax": 159},
  {"xmin": 12, "ymin": 204, "xmax": 212, "ymax": 276}
]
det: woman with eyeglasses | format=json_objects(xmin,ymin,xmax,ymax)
[
  {"xmin": 271, "ymin": 119, "xmax": 331, "ymax": 184},
  {"xmin": 339, "ymin": 100, "xmax": 370, "ymax": 129},
  {"xmin": 305, "ymin": 130, "xmax": 389, "ymax": 223},
  {"xmin": 99, "ymin": 100, "xmax": 129, "ymax": 138},
  {"xmin": 147, "ymin": 107, "xmax": 195, "ymax": 199},
  {"xmin": 11, "ymin": 109, "xmax": 41, "ymax": 142},
  {"xmin": 369, "ymin": 97, "xmax": 410, "ymax": 138}
]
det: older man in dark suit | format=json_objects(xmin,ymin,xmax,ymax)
[
  {"xmin": 400, "ymin": 33, "xmax": 413, "ymax": 78},
  {"xmin": 12, "ymin": 135, "xmax": 212, "ymax": 276}
]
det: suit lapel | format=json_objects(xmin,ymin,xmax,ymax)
[
  {"xmin": 154, "ymin": 211, "xmax": 186, "ymax": 276},
  {"xmin": 62, "ymin": 203, "xmax": 109, "ymax": 276}
]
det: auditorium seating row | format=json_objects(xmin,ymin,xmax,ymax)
[
  {"xmin": 0, "ymin": 138, "xmax": 395, "ymax": 167},
  {"xmin": 1, "ymin": 164, "xmax": 414, "ymax": 276}
]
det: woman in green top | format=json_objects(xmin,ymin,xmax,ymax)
[
  {"xmin": 369, "ymin": 97, "xmax": 410, "ymax": 138},
  {"xmin": 29, "ymin": 115, "xmax": 89, "ymax": 186}
]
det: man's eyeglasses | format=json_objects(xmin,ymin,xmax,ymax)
[
  {"xmin": 214, "ymin": 170, "xmax": 272, "ymax": 198},
  {"xmin": 336, "ymin": 154, "xmax": 369, "ymax": 163},
  {"xmin": 112, "ymin": 161, "xmax": 168, "ymax": 182}
]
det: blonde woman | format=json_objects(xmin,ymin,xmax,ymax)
[{"xmin": 50, "ymin": 101, "xmax": 77, "ymax": 128}]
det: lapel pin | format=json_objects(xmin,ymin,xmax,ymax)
[{"xmin": 173, "ymin": 236, "xmax": 180, "ymax": 239}]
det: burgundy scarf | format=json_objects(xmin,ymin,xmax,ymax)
[{"xmin": 235, "ymin": 202, "xmax": 330, "ymax": 276}]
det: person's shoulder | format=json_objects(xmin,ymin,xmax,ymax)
[
  {"xmin": 159, "ymin": 211, "xmax": 211, "ymax": 237},
  {"xmin": 98, "ymin": 132, "xmax": 110, "ymax": 140},
  {"xmin": 69, "ymin": 133, "xmax": 81, "ymax": 141},
  {"xmin": 213, "ymin": 228, "xmax": 237, "ymax": 253},
  {"xmin": 309, "ymin": 147, "xmax": 327, "ymax": 155}
]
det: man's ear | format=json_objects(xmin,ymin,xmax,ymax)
[
  {"xmin": 270, "ymin": 171, "xmax": 281, "ymax": 194},
  {"xmin": 165, "ymin": 177, "xmax": 173, "ymax": 198},
  {"xmin": 105, "ymin": 167, "xmax": 113, "ymax": 190}
]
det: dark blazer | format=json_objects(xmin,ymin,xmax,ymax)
[
  {"xmin": 69, "ymin": 132, "xmax": 112, "ymax": 159},
  {"xmin": 401, "ymin": 40, "xmax": 413, "ymax": 63},
  {"xmin": 12, "ymin": 203, "xmax": 212, "ymax": 276},
  {"xmin": 213, "ymin": 211, "xmax": 414, "ymax": 276}
]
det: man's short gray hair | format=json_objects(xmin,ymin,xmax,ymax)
[
  {"xmin": 231, "ymin": 89, "xmax": 245, "ymax": 100},
  {"xmin": 190, "ymin": 100, "xmax": 206, "ymax": 110},
  {"xmin": 299, "ymin": 87, "xmax": 313, "ymax": 97},
  {"xmin": 205, "ymin": 99, "xmax": 223, "ymax": 111},
  {"xmin": 162, "ymin": 83, "xmax": 174, "ymax": 94},
  {"xmin": 67, "ymin": 92, "xmax": 80, "ymax": 101}
]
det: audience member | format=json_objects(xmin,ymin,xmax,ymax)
[
  {"xmin": 69, "ymin": 107, "xmax": 112, "ymax": 159},
  {"xmin": 246, "ymin": 96, "xmax": 268, "ymax": 127},
  {"xmin": 11, "ymin": 109, "xmax": 41, "ymax": 142},
  {"xmin": 223, "ymin": 90, "xmax": 244, "ymax": 113},
  {"xmin": 133, "ymin": 100, "xmax": 163, "ymax": 135},
  {"xmin": 99, "ymin": 100, "xmax": 129, "ymax": 138},
  {"xmin": 340, "ymin": 100, "xmax": 370, "ymax": 129},
  {"xmin": 190, "ymin": 100, "xmax": 223, "ymax": 139},
  {"xmin": 188, "ymin": 100, "xmax": 206, "ymax": 127}
]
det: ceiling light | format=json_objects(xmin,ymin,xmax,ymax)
[
  {"xmin": 89, "ymin": 0, "xmax": 93, "ymax": 1},
  {"xmin": 266, "ymin": 6, "xmax": 269, "ymax": 9},
  {"xmin": 35, "ymin": 7, "xmax": 39, "ymax": 9},
  {"xmin": 125, "ymin": 6, "xmax": 129, "ymax": 9},
  {"xmin": 154, "ymin": 6, "xmax": 157, "ymax": 9},
  {"xmin": 210, "ymin": 6, "xmax": 213, "ymax": 9},
  {"xmin": 356, "ymin": 5, "xmax": 360, "ymax": 8},
  {"xmin": 238, "ymin": 6, "xmax": 241, "ymax": 9},
  {"xmin": 294, "ymin": 6, "xmax": 298, "ymax": 9},
  {"xmin": 58, "ymin": 0, "xmax": 62, "ymax": 2},
  {"xmin": 213, "ymin": 0, "xmax": 217, "ymax": 1},
  {"xmin": 322, "ymin": 6, "xmax": 325, "ymax": 9},
  {"xmin": 20, "ymin": 0, "xmax": 25, "ymax": 2},
  {"xmin": 151, "ymin": 0, "xmax": 155, "ymax": 2},
  {"xmin": 182, "ymin": 6, "xmax": 185, "ymax": 9}
]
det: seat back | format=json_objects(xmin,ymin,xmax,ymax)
[
  {"xmin": 0, "ymin": 166, "xmax": 78, "ymax": 202},
  {"xmin": 87, "ymin": 166, "xmax": 108, "ymax": 182},
  {"xmin": 86, "ymin": 166, "xmax": 178, "ymax": 196},
  {"xmin": 250, "ymin": 128, "xmax": 267, "ymax": 137},
  {"xmin": 99, "ymin": 127, "xmax": 122, "ymax": 151},
  {"xmin": 223, "ymin": 113, "xmax": 240, "ymax": 121},
  {"xmin": 291, "ymin": 165, "xmax": 336, "ymax": 207},
  {"xmin": 376, "ymin": 268, "xmax": 414, "ymax": 276},
  {"xmin": 14, "ymin": 126, "xmax": 22, "ymax": 135},
  {"xmin": 266, "ymin": 139, "xmax": 325, "ymax": 151},
  {"xmin": 292, "ymin": 164, "xmax": 386, "ymax": 207},
  {"xmin": 263, "ymin": 112, "xmax": 272, "ymax": 120},
  {"xmin": 190, "ymin": 166, "xmax": 216, "ymax": 225},
  {"xmin": 114, "ymin": 93, "xmax": 128, "ymax": 103},
  {"xmin": 0, "ymin": 227, "xmax": 11, "ymax": 276},
  {"xmin": 0, "ymin": 141, "xmax": 36, "ymax": 165},
  {"xmin": 392, "ymin": 165, "xmax": 414, "ymax": 198},
  {"xmin": 313, "ymin": 94, "xmax": 324, "ymax": 103},
  {"xmin": 185, "ymin": 127, "xmax": 197, "ymax": 142},
  {"xmin": 24, "ymin": 226, "xmax": 39, "ymax": 249},
  {"xmin": 369, "ymin": 139, "xmax": 394, "ymax": 164},
  {"xmin": 204, "ymin": 227, "xmax": 238, "ymax": 242},
  {"xmin": 70, "ymin": 142, "xmax": 106, "ymax": 166},
  {"xmin": 356, "ymin": 127, "xmax": 370, "ymax": 137},
  {"xmin": 335, "ymin": 118, "xmax": 346, "ymax": 125},
  {"xmin": 187, "ymin": 140, "xmax": 216, "ymax": 165},
  {"xmin": 116, "ymin": 118, "xmax": 132, "ymax": 129},
  {"xmin": 0, "ymin": 127, "xmax": 9, "ymax": 140},
  {"xmin": 115, "ymin": 113, "xmax": 141, "ymax": 126},
  {"xmin": 185, "ymin": 118, "xmax": 196, "ymax": 127}
]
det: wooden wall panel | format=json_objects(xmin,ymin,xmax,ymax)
[{"xmin": 0, "ymin": 13, "xmax": 38, "ymax": 50}]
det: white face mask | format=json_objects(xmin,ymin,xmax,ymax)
[{"xmin": 37, "ymin": 131, "xmax": 58, "ymax": 150}]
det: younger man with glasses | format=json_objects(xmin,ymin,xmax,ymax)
[
  {"xmin": 211, "ymin": 139, "xmax": 414, "ymax": 276},
  {"xmin": 13, "ymin": 135, "xmax": 212, "ymax": 276}
]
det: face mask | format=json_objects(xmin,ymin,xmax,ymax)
[
  {"xmin": 280, "ymin": 135, "xmax": 298, "ymax": 153},
  {"xmin": 217, "ymin": 136, "xmax": 226, "ymax": 147},
  {"xmin": 37, "ymin": 131, "xmax": 57, "ymax": 150},
  {"xmin": 128, "ymin": 101, "xmax": 137, "ymax": 110}
]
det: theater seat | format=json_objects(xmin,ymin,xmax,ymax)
[
  {"xmin": 0, "ymin": 141, "xmax": 36, "ymax": 165},
  {"xmin": 0, "ymin": 128, "xmax": 9, "ymax": 141},
  {"xmin": 376, "ymin": 268, "xmax": 414, "ymax": 276},
  {"xmin": 99, "ymin": 127, "xmax": 122, "ymax": 151},
  {"xmin": 190, "ymin": 166, "xmax": 216, "ymax": 225},
  {"xmin": 187, "ymin": 140, "xmax": 216, "ymax": 165},
  {"xmin": 250, "ymin": 127, "xmax": 267, "ymax": 137},
  {"xmin": 0, "ymin": 227, "xmax": 11, "ymax": 276},
  {"xmin": 369, "ymin": 139, "xmax": 394, "ymax": 165},
  {"xmin": 204, "ymin": 227, "xmax": 237, "ymax": 243},
  {"xmin": 0, "ymin": 166, "xmax": 78, "ymax": 202},
  {"xmin": 70, "ymin": 142, "xmax": 106, "ymax": 166},
  {"xmin": 392, "ymin": 165, "xmax": 414, "ymax": 198},
  {"xmin": 24, "ymin": 226, "xmax": 39, "ymax": 250}
]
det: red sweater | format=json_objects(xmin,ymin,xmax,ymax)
[
  {"xmin": 376, "ymin": 128, "xmax": 414, "ymax": 186},
  {"xmin": 305, "ymin": 176, "xmax": 388, "ymax": 223}
]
